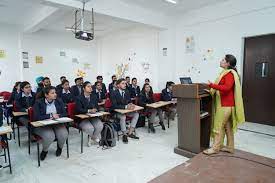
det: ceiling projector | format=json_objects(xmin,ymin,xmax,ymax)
[{"xmin": 75, "ymin": 31, "xmax": 94, "ymax": 41}]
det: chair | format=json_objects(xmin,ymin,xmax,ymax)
[
  {"xmin": 11, "ymin": 101, "xmax": 26, "ymax": 145},
  {"xmin": 0, "ymin": 91, "xmax": 12, "ymax": 125},
  {"xmin": 67, "ymin": 102, "xmax": 86, "ymax": 153},
  {"xmin": 154, "ymin": 93, "xmax": 172, "ymax": 128},
  {"xmin": 28, "ymin": 107, "xmax": 69, "ymax": 167}
]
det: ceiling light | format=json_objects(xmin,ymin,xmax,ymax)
[{"xmin": 165, "ymin": 0, "xmax": 177, "ymax": 4}]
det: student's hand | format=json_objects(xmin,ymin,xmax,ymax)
[
  {"xmin": 52, "ymin": 114, "xmax": 60, "ymax": 119},
  {"xmin": 129, "ymin": 104, "xmax": 135, "ymax": 110},
  {"xmin": 126, "ymin": 104, "xmax": 133, "ymax": 110},
  {"xmin": 204, "ymin": 89, "xmax": 210, "ymax": 93}
]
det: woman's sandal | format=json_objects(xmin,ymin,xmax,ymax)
[{"xmin": 203, "ymin": 148, "xmax": 219, "ymax": 155}]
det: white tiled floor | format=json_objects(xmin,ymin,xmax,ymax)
[{"xmin": 0, "ymin": 120, "xmax": 274, "ymax": 183}]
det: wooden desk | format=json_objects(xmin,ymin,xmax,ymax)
[
  {"xmin": 12, "ymin": 111, "xmax": 28, "ymax": 117},
  {"xmin": 0, "ymin": 126, "xmax": 13, "ymax": 174},
  {"xmin": 146, "ymin": 101, "xmax": 175, "ymax": 109},
  {"xmin": 31, "ymin": 117, "xmax": 73, "ymax": 128},
  {"xmin": 114, "ymin": 105, "xmax": 144, "ymax": 114},
  {"xmin": 75, "ymin": 111, "xmax": 110, "ymax": 119}
]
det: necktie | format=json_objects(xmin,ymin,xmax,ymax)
[
  {"xmin": 26, "ymin": 97, "xmax": 30, "ymax": 108},
  {"xmin": 122, "ymin": 91, "xmax": 125, "ymax": 99},
  {"xmin": 98, "ymin": 92, "xmax": 101, "ymax": 100}
]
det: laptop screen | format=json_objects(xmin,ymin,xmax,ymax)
[{"xmin": 180, "ymin": 77, "xmax": 192, "ymax": 84}]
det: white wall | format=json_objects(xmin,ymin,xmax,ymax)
[
  {"xmin": 172, "ymin": 0, "xmax": 275, "ymax": 83},
  {"xmin": 0, "ymin": 24, "xmax": 21, "ymax": 91},
  {"xmin": 21, "ymin": 30, "xmax": 98, "ymax": 87},
  {"xmin": 97, "ymin": 26, "xmax": 162, "ymax": 91}
]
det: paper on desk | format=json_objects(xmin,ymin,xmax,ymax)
[
  {"xmin": 55, "ymin": 117, "xmax": 72, "ymax": 123},
  {"xmin": 87, "ymin": 112, "xmax": 103, "ymax": 117},
  {"xmin": 39, "ymin": 120, "xmax": 59, "ymax": 125},
  {"xmin": 0, "ymin": 126, "xmax": 11, "ymax": 133}
]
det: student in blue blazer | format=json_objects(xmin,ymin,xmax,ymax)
[
  {"xmin": 71, "ymin": 77, "xmax": 84, "ymax": 97},
  {"xmin": 110, "ymin": 78, "xmax": 140, "ymax": 144},
  {"xmin": 57, "ymin": 79, "xmax": 75, "ymax": 104},
  {"xmin": 130, "ymin": 78, "xmax": 141, "ymax": 98},
  {"xmin": 8, "ymin": 81, "xmax": 21, "ymax": 104},
  {"xmin": 108, "ymin": 75, "xmax": 117, "ymax": 92},
  {"xmin": 92, "ymin": 76, "xmax": 107, "ymax": 94},
  {"xmin": 161, "ymin": 81, "xmax": 177, "ymax": 120},
  {"xmin": 92, "ymin": 81, "xmax": 106, "ymax": 111},
  {"xmin": 33, "ymin": 86, "xmax": 69, "ymax": 161},
  {"xmin": 15, "ymin": 81, "xmax": 36, "ymax": 127},
  {"xmin": 139, "ymin": 83, "xmax": 165, "ymax": 133},
  {"xmin": 56, "ymin": 76, "xmax": 66, "ymax": 93},
  {"xmin": 75, "ymin": 81, "xmax": 103, "ymax": 147}
]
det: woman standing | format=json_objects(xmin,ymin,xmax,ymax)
[{"xmin": 203, "ymin": 54, "xmax": 245, "ymax": 155}]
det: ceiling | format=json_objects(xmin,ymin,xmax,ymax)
[
  {"xmin": 121, "ymin": 0, "xmax": 228, "ymax": 16},
  {"xmin": 45, "ymin": 10, "xmax": 141, "ymax": 37},
  {"xmin": 0, "ymin": 0, "xmax": 228, "ymax": 35}
]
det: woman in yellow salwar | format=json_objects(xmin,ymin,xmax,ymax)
[{"xmin": 203, "ymin": 54, "xmax": 245, "ymax": 155}]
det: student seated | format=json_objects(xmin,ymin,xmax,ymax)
[
  {"xmin": 0, "ymin": 107, "xmax": 6, "ymax": 170},
  {"xmin": 71, "ymin": 77, "xmax": 84, "ymax": 97},
  {"xmin": 108, "ymin": 75, "xmax": 117, "ymax": 92},
  {"xmin": 130, "ymin": 77, "xmax": 141, "ymax": 98},
  {"xmin": 57, "ymin": 79, "xmax": 74, "ymax": 104},
  {"xmin": 75, "ymin": 81, "xmax": 103, "ymax": 147},
  {"xmin": 56, "ymin": 76, "xmax": 66, "ymax": 93},
  {"xmin": 139, "ymin": 84, "xmax": 165, "ymax": 133},
  {"xmin": 15, "ymin": 81, "xmax": 36, "ymax": 126},
  {"xmin": 92, "ymin": 81, "xmax": 106, "ymax": 111},
  {"xmin": 8, "ymin": 81, "xmax": 21, "ymax": 104},
  {"xmin": 36, "ymin": 77, "xmax": 51, "ymax": 99},
  {"xmin": 33, "ymin": 86, "xmax": 69, "ymax": 161},
  {"xmin": 144, "ymin": 78, "xmax": 154, "ymax": 93},
  {"xmin": 161, "ymin": 81, "xmax": 177, "ymax": 120},
  {"xmin": 93, "ymin": 76, "xmax": 107, "ymax": 94},
  {"xmin": 125, "ymin": 76, "xmax": 131, "ymax": 92},
  {"xmin": 110, "ymin": 78, "xmax": 140, "ymax": 144}
]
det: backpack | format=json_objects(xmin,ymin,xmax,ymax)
[
  {"xmin": 100, "ymin": 122, "xmax": 116, "ymax": 149},
  {"xmin": 136, "ymin": 115, "xmax": 145, "ymax": 128}
]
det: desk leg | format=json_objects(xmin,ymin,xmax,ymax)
[
  {"xmin": 5, "ymin": 136, "xmax": 12, "ymax": 174},
  {"xmin": 66, "ymin": 127, "xmax": 69, "ymax": 158}
]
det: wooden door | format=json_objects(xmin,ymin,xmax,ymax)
[{"xmin": 243, "ymin": 34, "xmax": 275, "ymax": 126}]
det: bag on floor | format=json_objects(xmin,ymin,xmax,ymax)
[
  {"xmin": 136, "ymin": 115, "xmax": 145, "ymax": 128},
  {"xmin": 100, "ymin": 122, "xmax": 116, "ymax": 148}
]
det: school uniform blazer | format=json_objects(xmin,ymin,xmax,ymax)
[
  {"xmin": 161, "ymin": 88, "xmax": 173, "ymax": 101},
  {"xmin": 0, "ymin": 107, "xmax": 3, "ymax": 127},
  {"xmin": 138, "ymin": 92, "xmax": 154, "ymax": 107},
  {"xmin": 33, "ymin": 98, "xmax": 67, "ymax": 121},
  {"xmin": 92, "ymin": 90, "xmax": 106, "ymax": 103},
  {"xmin": 92, "ymin": 83, "xmax": 107, "ymax": 94},
  {"xmin": 71, "ymin": 85, "xmax": 83, "ymax": 97},
  {"xmin": 126, "ymin": 84, "xmax": 131, "ymax": 92},
  {"xmin": 56, "ymin": 84, "xmax": 63, "ymax": 93},
  {"xmin": 57, "ymin": 89, "xmax": 75, "ymax": 104},
  {"xmin": 8, "ymin": 90, "xmax": 20, "ymax": 104},
  {"xmin": 110, "ymin": 89, "xmax": 131, "ymax": 110},
  {"xmin": 75, "ymin": 94, "xmax": 99, "ymax": 114},
  {"xmin": 130, "ymin": 85, "xmax": 141, "ymax": 98},
  {"xmin": 15, "ymin": 92, "xmax": 36, "ymax": 112},
  {"xmin": 108, "ymin": 83, "xmax": 114, "ymax": 92}
]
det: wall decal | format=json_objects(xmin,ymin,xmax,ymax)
[
  {"xmin": 76, "ymin": 69, "xmax": 86, "ymax": 78},
  {"xmin": 115, "ymin": 63, "xmax": 129, "ymax": 78},
  {"xmin": 141, "ymin": 62, "xmax": 150, "ymax": 73},
  {"xmin": 23, "ymin": 61, "xmax": 29, "ymax": 68},
  {"xmin": 83, "ymin": 63, "xmax": 91, "ymax": 70},
  {"xmin": 60, "ymin": 51, "xmax": 66, "ymax": 57},
  {"xmin": 22, "ymin": 52, "xmax": 28, "ymax": 59},
  {"xmin": 163, "ymin": 48, "xmax": 167, "ymax": 56},
  {"xmin": 202, "ymin": 49, "xmax": 214, "ymax": 62},
  {"xmin": 0, "ymin": 50, "xmax": 6, "ymax": 59},
  {"xmin": 72, "ymin": 58, "xmax": 79, "ymax": 64},
  {"xmin": 185, "ymin": 36, "xmax": 195, "ymax": 53},
  {"xmin": 35, "ymin": 56, "xmax": 43, "ymax": 64}
]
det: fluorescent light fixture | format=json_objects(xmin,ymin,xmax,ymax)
[{"xmin": 165, "ymin": 0, "xmax": 177, "ymax": 4}]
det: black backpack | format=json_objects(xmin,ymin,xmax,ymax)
[{"xmin": 100, "ymin": 122, "xmax": 116, "ymax": 149}]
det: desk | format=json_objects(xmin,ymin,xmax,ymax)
[
  {"xmin": 146, "ymin": 101, "xmax": 175, "ymax": 109},
  {"xmin": 75, "ymin": 111, "xmax": 110, "ymax": 120},
  {"xmin": 12, "ymin": 111, "xmax": 28, "ymax": 117},
  {"xmin": 31, "ymin": 117, "xmax": 73, "ymax": 128},
  {"xmin": 114, "ymin": 105, "xmax": 144, "ymax": 114},
  {"xmin": 0, "ymin": 126, "xmax": 13, "ymax": 174}
]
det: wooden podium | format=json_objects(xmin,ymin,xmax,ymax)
[{"xmin": 173, "ymin": 84, "xmax": 212, "ymax": 158}]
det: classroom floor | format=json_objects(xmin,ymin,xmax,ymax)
[{"xmin": 0, "ymin": 120, "xmax": 274, "ymax": 183}]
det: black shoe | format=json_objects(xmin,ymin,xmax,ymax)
[
  {"xmin": 128, "ymin": 133, "xmax": 140, "ymax": 140},
  {"xmin": 40, "ymin": 151, "xmax": 48, "ymax": 161},
  {"xmin": 122, "ymin": 135, "xmax": 128, "ymax": 144},
  {"xmin": 159, "ymin": 122, "xmax": 166, "ymax": 130},
  {"xmin": 56, "ymin": 146, "xmax": 62, "ymax": 157},
  {"xmin": 149, "ymin": 123, "xmax": 156, "ymax": 133}
]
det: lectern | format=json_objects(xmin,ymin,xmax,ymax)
[{"xmin": 173, "ymin": 84, "xmax": 212, "ymax": 158}]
